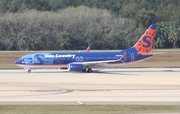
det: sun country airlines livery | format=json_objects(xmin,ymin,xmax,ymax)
[{"xmin": 14, "ymin": 24, "xmax": 157, "ymax": 73}]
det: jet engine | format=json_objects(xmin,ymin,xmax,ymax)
[{"xmin": 68, "ymin": 63, "xmax": 83, "ymax": 71}]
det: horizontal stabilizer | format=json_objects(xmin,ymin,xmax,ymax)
[{"xmin": 141, "ymin": 52, "xmax": 165, "ymax": 55}]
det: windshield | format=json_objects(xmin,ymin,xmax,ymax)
[{"xmin": 21, "ymin": 54, "xmax": 33, "ymax": 60}]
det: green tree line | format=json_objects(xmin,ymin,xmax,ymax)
[{"xmin": 0, "ymin": 0, "xmax": 180, "ymax": 50}]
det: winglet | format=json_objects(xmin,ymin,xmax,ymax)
[{"xmin": 85, "ymin": 44, "xmax": 91, "ymax": 52}]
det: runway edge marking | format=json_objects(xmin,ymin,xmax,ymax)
[{"xmin": 76, "ymin": 101, "xmax": 84, "ymax": 105}]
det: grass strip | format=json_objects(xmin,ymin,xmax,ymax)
[{"xmin": 1, "ymin": 105, "xmax": 180, "ymax": 114}]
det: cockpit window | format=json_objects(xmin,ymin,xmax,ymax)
[
  {"xmin": 22, "ymin": 58, "xmax": 32, "ymax": 60},
  {"xmin": 21, "ymin": 54, "xmax": 33, "ymax": 60}
]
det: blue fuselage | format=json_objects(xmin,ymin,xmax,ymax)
[{"xmin": 14, "ymin": 48, "xmax": 152, "ymax": 68}]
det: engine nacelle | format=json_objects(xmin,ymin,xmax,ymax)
[{"xmin": 68, "ymin": 63, "xmax": 83, "ymax": 71}]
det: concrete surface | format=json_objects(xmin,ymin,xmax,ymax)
[{"xmin": 0, "ymin": 68, "xmax": 180, "ymax": 105}]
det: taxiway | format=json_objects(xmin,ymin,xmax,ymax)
[{"xmin": 0, "ymin": 68, "xmax": 180, "ymax": 105}]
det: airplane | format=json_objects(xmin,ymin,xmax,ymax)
[{"xmin": 14, "ymin": 24, "xmax": 157, "ymax": 73}]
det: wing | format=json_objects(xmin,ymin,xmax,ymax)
[{"xmin": 73, "ymin": 51, "xmax": 128, "ymax": 67}]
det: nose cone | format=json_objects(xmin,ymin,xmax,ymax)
[{"xmin": 14, "ymin": 59, "xmax": 23, "ymax": 65}]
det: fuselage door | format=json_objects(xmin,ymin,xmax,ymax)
[{"xmin": 131, "ymin": 53, "xmax": 135, "ymax": 61}]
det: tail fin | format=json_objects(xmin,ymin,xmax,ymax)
[
  {"xmin": 133, "ymin": 24, "xmax": 157, "ymax": 54},
  {"xmin": 85, "ymin": 44, "xmax": 91, "ymax": 52}
]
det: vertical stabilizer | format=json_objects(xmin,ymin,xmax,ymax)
[{"xmin": 133, "ymin": 24, "xmax": 157, "ymax": 54}]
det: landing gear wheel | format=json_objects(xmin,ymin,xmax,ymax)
[
  {"xmin": 87, "ymin": 68, "xmax": 92, "ymax": 73},
  {"xmin": 28, "ymin": 69, "xmax": 31, "ymax": 73}
]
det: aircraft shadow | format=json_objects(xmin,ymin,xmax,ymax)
[
  {"xmin": 91, "ymin": 70, "xmax": 137, "ymax": 76},
  {"xmin": 1, "ymin": 69, "xmax": 179, "ymax": 75}
]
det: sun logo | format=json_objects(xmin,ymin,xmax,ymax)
[
  {"xmin": 136, "ymin": 35, "xmax": 152, "ymax": 53},
  {"xmin": 134, "ymin": 28, "xmax": 156, "ymax": 54}
]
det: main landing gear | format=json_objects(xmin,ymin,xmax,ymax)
[
  {"xmin": 28, "ymin": 69, "xmax": 31, "ymax": 73},
  {"xmin": 82, "ymin": 67, "xmax": 93, "ymax": 73}
]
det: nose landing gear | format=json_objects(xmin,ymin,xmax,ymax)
[{"xmin": 24, "ymin": 67, "xmax": 32, "ymax": 73}]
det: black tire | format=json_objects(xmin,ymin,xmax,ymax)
[
  {"xmin": 28, "ymin": 70, "xmax": 31, "ymax": 73},
  {"xmin": 87, "ymin": 68, "xmax": 92, "ymax": 73}
]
